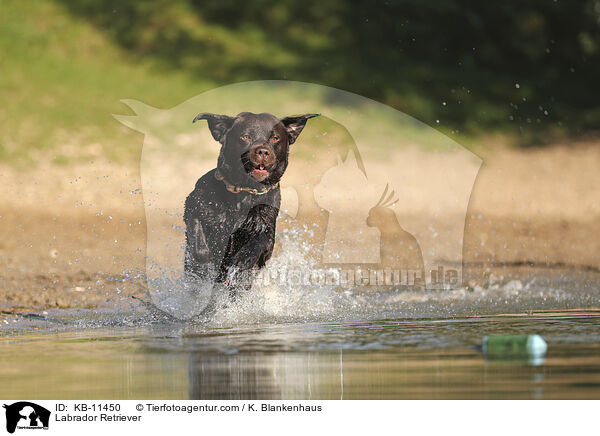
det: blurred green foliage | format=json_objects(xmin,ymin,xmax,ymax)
[
  {"xmin": 1, "ymin": 0, "xmax": 599, "ymax": 164},
  {"xmin": 56, "ymin": 0, "xmax": 600, "ymax": 136}
]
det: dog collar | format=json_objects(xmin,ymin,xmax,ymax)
[{"xmin": 215, "ymin": 170, "xmax": 279, "ymax": 195}]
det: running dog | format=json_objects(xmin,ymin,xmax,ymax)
[{"xmin": 184, "ymin": 111, "xmax": 319, "ymax": 300}]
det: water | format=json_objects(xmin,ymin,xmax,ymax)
[
  {"xmin": 1, "ymin": 292, "xmax": 599, "ymax": 399},
  {"xmin": 2, "ymin": 226, "xmax": 599, "ymax": 399}
]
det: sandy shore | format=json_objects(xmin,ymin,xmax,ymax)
[{"xmin": 1, "ymin": 141, "xmax": 598, "ymax": 310}]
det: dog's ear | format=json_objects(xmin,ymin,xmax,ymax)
[
  {"xmin": 280, "ymin": 113, "xmax": 320, "ymax": 145},
  {"xmin": 193, "ymin": 113, "xmax": 236, "ymax": 143}
]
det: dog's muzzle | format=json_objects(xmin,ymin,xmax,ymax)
[{"xmin": 247, "ymin": 145, "xmax": 276, "ymax": 181}]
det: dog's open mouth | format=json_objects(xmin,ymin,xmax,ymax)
[
  {"xmin": 250, "ymin": 164, "xmax": 269, "ymax": 181},
  {"xmin": 241, "ymin": 150, "xmax": 274, "ymax": 183}
]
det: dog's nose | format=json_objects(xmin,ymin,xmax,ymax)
[{"xmin": 254, "ymin": 147, "xmax": 271, "ymax": 159}]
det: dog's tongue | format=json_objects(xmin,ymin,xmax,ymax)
[{"xmin": 252, "ymin": 165, "xmax": 268, "ymax": 177}]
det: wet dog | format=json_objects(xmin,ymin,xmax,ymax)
[{"xmin": 184, "ymin": 112, "xmax": 319, "ymax": 301}]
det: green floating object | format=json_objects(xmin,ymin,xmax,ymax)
[{"xmin": 482, "ymin": 334, "xmax": 548, "ymax": 358}]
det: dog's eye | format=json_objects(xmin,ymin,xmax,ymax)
[
  {"xmin": 241, "ymin": 135, "xmax": 250, "ymax": 141},
  {"xmin": 270, "ymin": 136, "xmax": 279, "ymax": 143}
]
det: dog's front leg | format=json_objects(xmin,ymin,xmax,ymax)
[
  {"xmin": 184, "ymin": 217, "xmax": 214, "ymax": 281},
  {"xmin": 216, "ymin": 231, "xmax": 275, "ymax": 298}
]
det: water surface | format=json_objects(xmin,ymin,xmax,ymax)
[{"xmin": 2, "ymin": 304, "xmax": 599, "ymax": 399}]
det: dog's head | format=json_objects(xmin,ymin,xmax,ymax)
[{"xmin": 193, "ymin": 112, "xmax": 319, "ymax": 188}]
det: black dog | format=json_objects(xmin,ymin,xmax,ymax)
[{"xmin": 184, "ymin": 111, "xmax": 319, "ymax": 302}]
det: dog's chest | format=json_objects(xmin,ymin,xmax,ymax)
[{"xmin": 207, "ymin": 196, "xmax": 260, "ymax": 231}]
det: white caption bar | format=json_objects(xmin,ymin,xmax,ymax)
[{"xmin": 0, "ymin": 400, "xmax": 596, "ymax": 436}]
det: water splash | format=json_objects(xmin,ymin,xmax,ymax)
[
  {"xmin": 2, "ymin": 226, "xmax": 597, "ymax": 334},
  {"xmin": 140, "ymin": 226, "xmax": 598, "ymax": 328}
]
